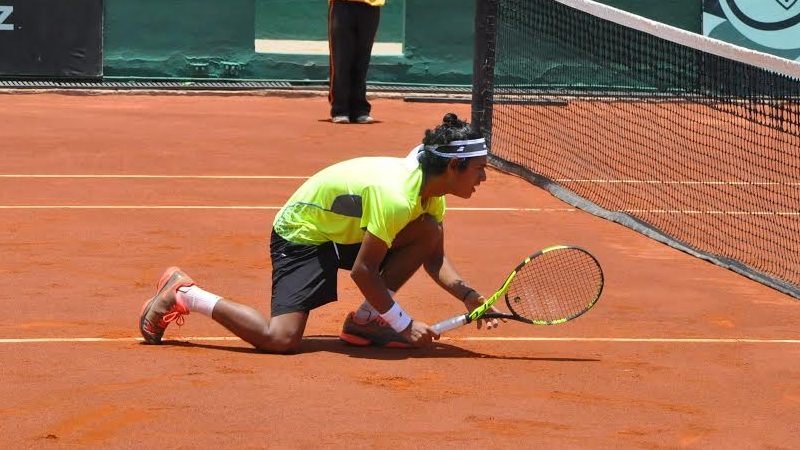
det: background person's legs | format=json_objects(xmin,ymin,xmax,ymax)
[
  {"xmin": 328, "ymin": 0, "xmax": 358, "ymax": 119},
  {"xmin": 349, "ymin": 2, "xmax": 381, "ymax": 120}
]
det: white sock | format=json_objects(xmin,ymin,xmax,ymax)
[
  {"xmin": 354, "ymin": 290, "xmax": 396, "ymax": 323},
  {"xmin": 177, "ymin": 285, "xmax": 221, "ymax": 317}
]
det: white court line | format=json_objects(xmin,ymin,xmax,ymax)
[
  {"xmin": 0, "ymin": 174, "xmax": 308, "ymax": 179},
  {"xmin": 0, "ymin": 205, "xmax": 576, "ymax": 212},
  {"xmin": 3, "ymin": 175, "xmax": 798, "ymax": 187},
  {"xmin": 0, "ymin": 336, "xmax": 798, "ymax": 344},
  {"xmin": 2, "ymin": 175, "xmax": 796, "ymax": 214},
  {"xmin": 558, "ymin": 179, "xmax": 800, "ymax": 186},
  {"xmin": 2, "ymin": 206, "xmax": 797, "ymax": 215},
  {"xmin": 628, "ymin": 209, "xmax": 799, "ymax": 216},
  {"xmin": 0, "ymin": 205, "xmax": 284, "ymax": 210}
]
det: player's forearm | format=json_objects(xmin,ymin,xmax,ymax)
[
  {"xmin": 424, "ymin": 254, "xmax": 479, "ymax": 302},
  {"xmin": 352, "ymin": 262, "xmax": 414, "ymax": 334},
  {"xmin": 350, "ymin": 264, "xmax": 395, "ymax": 313}
]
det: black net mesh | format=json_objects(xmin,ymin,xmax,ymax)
[{"xmin": 477, "ymin": 0, "xmax": 800, "ymax": 299}]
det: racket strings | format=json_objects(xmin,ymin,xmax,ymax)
[{"xmin": 506, "ymin": 248, "xmax": 603, "ymax": 323}]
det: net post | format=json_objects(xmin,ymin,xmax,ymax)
[{"xmin": 471, "ymin": 0, "xmax": 498, "ymax": 146}]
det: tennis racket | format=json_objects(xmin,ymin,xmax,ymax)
[{"xmin": 431, "ymin": 245, "xmax": 604, "ymax": 334}]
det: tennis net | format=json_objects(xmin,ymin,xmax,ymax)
[{"xmin": 472, "ymin": 0, "xmax": 800, "ymax": 299}]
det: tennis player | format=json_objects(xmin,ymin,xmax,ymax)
[{"xmin": 139, "ymin": 112, "xmax": 500, "ymax": 352}]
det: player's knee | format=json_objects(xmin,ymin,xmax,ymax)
[
  {"xmin": 392, "ymin": 214, "xmax": 442, "ymax": 255},
  {"xmin": 425, "ymin": 214, "xmax": 444, "ymax": 246},
  {"xmin": 416, "ymin": 214, "xmax": 442, "ymax": 249},
  {"xmin": 254, "ymin": 337, "xmax": 300, "ymax": 354},
  {"xmin": 252, "ymin": 329, "xmax": 302, "ymax": 354}
]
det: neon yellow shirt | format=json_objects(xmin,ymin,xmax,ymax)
[{"xmin": 273, "ymin": 156, "xmax": 445, "ymax": 246}]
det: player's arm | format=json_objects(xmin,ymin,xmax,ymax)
[
  {"xmin": 422, "ymin": 223, "xmax": 501, "ymax": 329},
  {"xmin": 350, "ymin": 231, "xmax": 435, "ymax": 345}
]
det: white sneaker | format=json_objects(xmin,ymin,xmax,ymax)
[
  {"xmin": 331, "ymin": 115, "xmax": 350, "ymax": 124},
  {"xmin": 355, "ymin": 115, "xmax": 374, "ymax": 124}
]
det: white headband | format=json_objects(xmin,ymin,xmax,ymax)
[{"xmin": 420, "ymin": 138, "xmax": 488, "ymax": 158}]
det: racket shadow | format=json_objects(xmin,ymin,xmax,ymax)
[
  {"xmin": 299, "ymin": 335, "xmax": 601, "ymax": 361},
  {"xmin": 161, "ymin": 337, "xmax": 599, "ymax": 361},
  {"xmin": 159, "ymin": 339, "xmax": 262, "ymax": 354}
]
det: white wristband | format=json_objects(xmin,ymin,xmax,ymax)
[{"xmin": 380, "ymin": 302, "xmax": 413, "ymax": 333}]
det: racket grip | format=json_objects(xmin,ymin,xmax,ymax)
[{"xmin": 431, "ymin": 314, "xmax": 469, "ymax": 335}]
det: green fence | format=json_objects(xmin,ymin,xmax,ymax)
[{"xmin": 102, "ymin": 0, "xmax": 701, "ymax": 84}]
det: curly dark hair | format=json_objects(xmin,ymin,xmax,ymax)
[{"xmin": 419, "ymin": 113, "xmax": 484, "ymax": 175}]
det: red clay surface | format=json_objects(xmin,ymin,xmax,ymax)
[{"xmin": 1, "ymin": 93, "xmax": 799, "ymax": 449}]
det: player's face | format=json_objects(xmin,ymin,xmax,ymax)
[{"xmin": 450, "ymin": 156, "xmax": 488, "ymax": 199}]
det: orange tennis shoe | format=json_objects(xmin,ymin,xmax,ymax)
[
  {"xmin": 339, "ymin": 312, "xmax": 412, "ymax": 349},
  {"xmin": 139, "ymin": 267, "xmax": 194, "ymax": 344}
]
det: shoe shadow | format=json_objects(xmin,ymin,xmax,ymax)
[
  {"xmin": 318, "ymin": 119, "xmax": 383, "ymax": 125},
  {"xmin": 162, "ymin": 336, "xmax": 600, "ymax": 362}
]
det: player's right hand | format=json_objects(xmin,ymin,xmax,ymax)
[{"xmin": 401, "ymin": 320, "xmax": 437, "ymax": 347}]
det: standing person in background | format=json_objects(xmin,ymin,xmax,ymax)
[{"xmin": 328, "ymin": 0, "xmax": 383, "ymax": 124}]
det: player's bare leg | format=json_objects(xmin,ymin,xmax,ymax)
[
  {"xmin": 380, "ymin": 213, "xmax": 442, "ymax": 291},
  {"xmin": 211, "ymin": 302, "xmax": 308, "ymax": 353},
  {"xmin": 139, "ymin": 265, "xmax": 308, "ymax": 353}
]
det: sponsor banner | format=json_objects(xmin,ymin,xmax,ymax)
[
  {"xmin": 704, "ymin": 0, "xmax": 800, "ymax": 61},
  {"xmin": 0, "ymin": 0, "xmax": 102, "ymax": 78},
  {"xmin": 703, "ymin": 0, "xmax": 800, "ymax": 61}
]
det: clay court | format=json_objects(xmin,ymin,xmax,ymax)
[{"xmin": 1, "ymin": 93, "xmax": 799, "ymax": 448}]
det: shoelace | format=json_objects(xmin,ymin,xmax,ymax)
[{"xmin": 161, "ymin": 307, "xmax": 188, "ymax": 327}]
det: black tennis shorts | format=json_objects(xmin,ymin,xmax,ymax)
[{"xmin": 269, "ymin": 229, "xmax": 362, "ymax": 316}]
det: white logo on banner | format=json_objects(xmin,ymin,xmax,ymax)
[
  {"xmin": 0, "ymin": 6, "xmax": 13, "ymax": 31},
  {"xmin": 719, "ymin": 0, "xmax": 800, "ymax": 50}
]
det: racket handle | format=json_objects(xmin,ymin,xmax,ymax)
[{"xmin": 431, "ymin": 314, "xmax": 469, "ymax": 335}]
